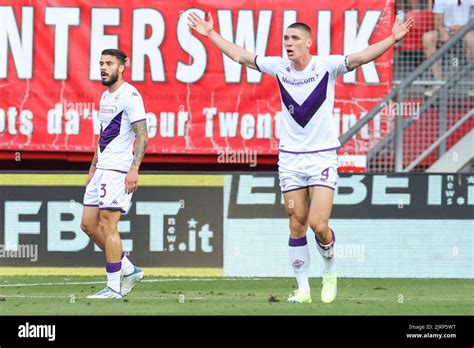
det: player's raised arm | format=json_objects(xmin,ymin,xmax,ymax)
[
  {"xmin": 346, "ymin": 16, "xmax": 414, "ymax": 71},
  {"xmin": 188, "ymin": 11, "xmax": 257, "ymax": 70}
]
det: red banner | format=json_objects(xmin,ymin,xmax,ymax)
[{"xmin": 0, "ymin": 0, "xmax": 394, "ymax": 161}]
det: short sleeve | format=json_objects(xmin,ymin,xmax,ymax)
[
  {"xmin": 125, "ymin": 89, "xmax": 146, "ymax": 125},
  {"xmin": 322, "ymin": 55, "xmax": 353, "ymax": 77},
  {"xmin": 254, "ymin": 55, "xmax": 284, "ymax": 77}
]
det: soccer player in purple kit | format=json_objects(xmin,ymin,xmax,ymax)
[
  {"xmin": 188, "ymin": 12, "xmax": 413, "ymax": 304},
  {"xmin": 81, "ymin": 49, "xmax": 148, "ymax": 299}
]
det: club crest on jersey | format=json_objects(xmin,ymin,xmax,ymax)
[
  {"xmin": 285, "ymin": 66, "xmax": 291, "ymax": 73},
  {"xmin": 292, "ymin": 259, "xmax": 305, "ymax": 269}
]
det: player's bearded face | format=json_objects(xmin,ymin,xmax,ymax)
[
  {"xmin": 100, "ymin": 55, "xmax": 122, "ymax": 86},
  {"xmin": 101, "ymin": 67, "xmax": 119, "ymax": 86}
]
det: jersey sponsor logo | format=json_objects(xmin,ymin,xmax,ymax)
[
  {"xmin": 280, "ymin": 75, "xmax": 316, "ymax": 86},
  {"xmin": 99, "ymin": 105, "xmax": 118, "ymax": 114}
]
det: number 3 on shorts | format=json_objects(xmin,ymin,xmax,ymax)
[{"xmin": 100, "ymin": 183, "xmax": 107, "ymax": 198}]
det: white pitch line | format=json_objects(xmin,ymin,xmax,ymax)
[
  {"xmin": 0, "ymin": 281, "xmax": 106, "ymax": 287},
  {"xmin": 0, "ymin": 295, "xmax": 207, "ymax": 300},
  {"xmin": 0, "ymin": 294, "xmax": 385, "ymax": 301},
  {"xmin": 0, "ymin": 278, "xmax": 264, "ymax": 288},
  {"xmin": 0, "ymin": 294, "xmax": 469, "ymax": 302},
  {"xmin": 337, "ymin": 297, "xmax": 470, "ymax": 302}
]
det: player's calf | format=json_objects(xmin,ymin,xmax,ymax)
[
  {"xmin": 80, "ymin": 223, "xmax": 105, "ymax": 251},
  {"xmin": 99, "ymin": 210, "xmax": 123, "ymax": 294}
]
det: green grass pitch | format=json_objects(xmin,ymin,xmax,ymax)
[{"xmin": 0, "ymin": 276, "xmax": 472, "ymax": 315}]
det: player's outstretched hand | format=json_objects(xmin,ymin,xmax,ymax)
[
  {"xmin": 392, "ymin": 16, "xmax": 414, "ymax": 42},
  {"xmin": 188, "ymin": 11, "xmax": 214, "ymax": 37}
]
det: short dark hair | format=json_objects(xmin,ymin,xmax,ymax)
[
  {"xmin": 287, "ymin": 22, "xmax": 312, "ymax": 35},
  {"xmin": 101, "ymin": 48, "xmax": 128, "ymax": 66}
]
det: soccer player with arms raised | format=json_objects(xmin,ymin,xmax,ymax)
[
  {"xmin": 81, "ymin": 49, "xmax": 148, "ymax": 299},
  {"xmin": 189, "ymin": 12, "xmax": 413, "ymax": 304}
]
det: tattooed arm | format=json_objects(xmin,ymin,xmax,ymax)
[{"xmin": 125, "ymin": 121, "xmax": 148, "ymax": 194}]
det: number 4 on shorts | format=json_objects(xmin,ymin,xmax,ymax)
[{"xmin": 321, "ymin": 168, "xmax": 329, "ymax": 180}]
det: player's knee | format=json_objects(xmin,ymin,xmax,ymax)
[
  {"xmin": 99, "ymin": 217, "xmax": 118, "ymax": 236},
  {"xmin": 309, "ymin": 219, "xmax": 328, "ymax": 234},
  {"xmin": 80, "ymin": 222, "xmax": 93, "ymax": 235},
  {"xmin": 99, "ymin": 221, "xmax": 114, "ymax": 234},
  {"xmin": 289, "ymin": 213, "xmax": 307, "ymax": 235},
  {"xmin": 289, "ymin": 220, "xmax": 306, "ymax": 233}
]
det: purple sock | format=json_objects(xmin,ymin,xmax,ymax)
[
  {"xmin": 105, "ymin": 261, "xmax": 122, "ymax": 293},
  {"xmin": 315, "ymin": 229, "xmax": 336, "ymax": 250},
  {"xmin": 106, "ymin": 261, "xmax": 121, "ymax": 273},
  {"xmin": 289, "ymin": 235, "xmax": 308, "ymax": 247}
]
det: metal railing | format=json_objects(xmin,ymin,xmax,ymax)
[
  {"xmin": 340, "ymin": 17, "xmax": 474, "ymax": 173},
  {"xmin": 404, "ymin": 108, "xmax": 474, "ymax": 172}
]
